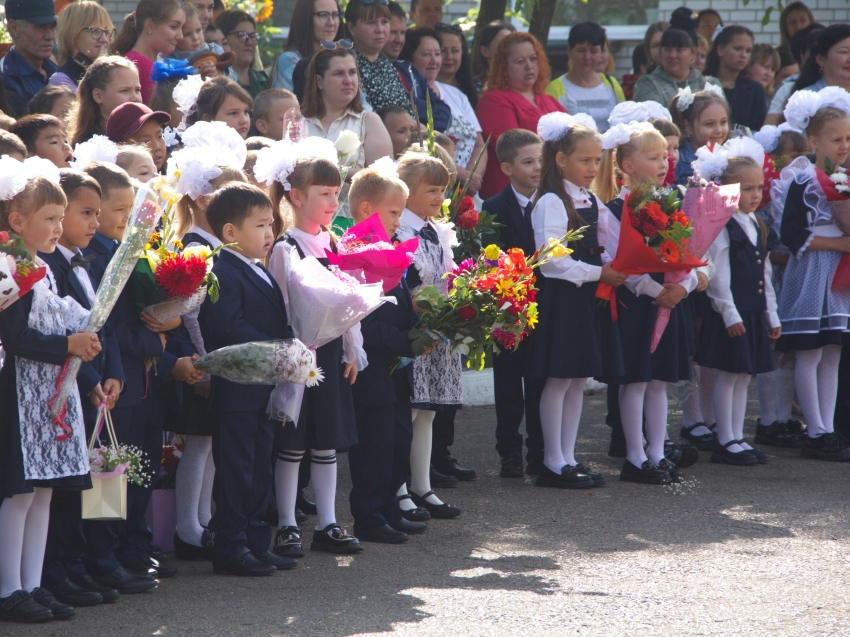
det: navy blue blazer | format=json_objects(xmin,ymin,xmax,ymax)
[
  {"xmin": 394, "ymin": 60, "xmax": 452, "ymax": 132},
  {"xmin": 352, "ymin": 278, "xmax": 416, "ymax": 407},
  {"xmin": 484, "ymin": 185, "xmax": 536, "ymax": 256},
  {"xmin": 81, "ymin": 233, "xmax": 116, "ymax": 289},
  {"xmin": 198, "ymin": 250, "xmax": 290, "ymax": 413},
  {"xmin": 38, "ymin": 250, "xmax": 124, "ymax": 399}
]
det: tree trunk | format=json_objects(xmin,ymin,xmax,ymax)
[
  {"xmin": 528, "ymin": 0, "xmax": 557, "ymax": 47},
  {"xmin": 474, "ymin": 0, "xmax": 509, "ymax": 35}
]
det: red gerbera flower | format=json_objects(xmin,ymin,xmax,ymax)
[
  {"xmin": 155, "ymin": 253, "xmax": 209, "ymax": 298},
  {"xmin": 659, "ymin": 240, "xmax": 680, "ymax": 263}
]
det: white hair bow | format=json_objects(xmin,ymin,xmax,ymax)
[{"xmin": 537, "ymin": 112, "xmax": 598, "ymax": 142}]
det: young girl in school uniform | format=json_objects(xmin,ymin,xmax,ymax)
[
  {"xmin": 527, "ymin": 112, "xmax": 627, "ymax": 489},
  {"xmin": 693, "ymin": 138, "xmax": 781, "ymax": 466},
  {"xmin": 261, "ymin": 137, "xmax": 365, "ymax": 555},
  {"xmin": 168, "ymin": 146, "xmax": 248, "ymax": 559},
  {"xmin": 0, "ymin": 158, "xmax": 102, "ymax": 623},
  {"xmin": 771, "ymin": 89, "xmax": 850, "ymax": 461},
  {"xmin": 672, "ymin": 85, "xmax": 730, "ymax": 187}
]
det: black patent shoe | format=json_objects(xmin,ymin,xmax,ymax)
[
  {"xmin": 657, "ymin": 458, "xmax": 684, "ymax": 483},
  {"xmin": 68, "ymin": 575, "xmax": 119, "ymax": 604},
  {"xmin": 396, "ymin": 493, "xmax": 431, "ymax": 522},
  {"xmin": 534, "ymin": 464, "xmax": 594, "ymax": 489},
  {"xmin": 30, "ymin": 587, "xmax": 74, "ymax": 620},
  {"xmin": 91, "ymin": 566, "xmax": 157, "ymax": 594},
  {"xmin": 410, "ymin": 490, "xmax": 462, "ymax": 519},
  {"xmin": 44, "ymin": 578, "xmax": 102, "ymax": 607},
  {"xmin": 573, "ymin": 463, "xmax": 607, "ymax": 486},
  {"xmin": 296, "ymin": 490, "xmax": 317, "ymax": 515},
  {"xmin": 754, "ymin": 420, "xmax": 805, "ymax": 448},
  {"xmin": 212, "ymin": 546, "xmax": 276, "ymax": 576},
  {"xmin": 433, "ymin": 456, "xmax": 477, "ymax": 481},
  {"xmin": 125, "ymin": 553, "xmax": 177, "ymax": 579},
  {"xmin": 429, "ymin": 465, "xmax": 459, "ymax": 488},
  {"xmin": 273, "ymin": 525, "xmax": 305, "ymax": 558},
  {"xmin": 679, "ymin": 422, "xmax": 716, "ymax": 451},
  {"xmin": 390, "ymin": 517, "xmax": 428, "ymax": 535},
  {"xmin": 311, "ymin": 524, "xmax": 364, "ymax": 554},
  {"xmin": 664, "ymin": 440, "xmax": 700, "ymax": 468},
  {"xmin": 709, "ymin": 440, "xmax": 758, "ymax": 466},
  {"xmin": 499, "ymin": 455, "xmax": 524, "ymax": 478},
  {"xmin": 354, "ymin": 523, "xmax": 409, "ymax": 544},
  {"xmin": 254, "ymin": 550, "xmax": 297, "ymax": 570},
  {"xmin": 174, "ymin": 529, "xmax": 215, "ymax": 561},
  {"xmin": 736, "ymin": 440, "xmax": 768, "ymax": 464},
  {"xmin": 800, "ymin": 432, "xmax": 850, "ymax": 461},
  {"xmin": 0, "ymin": 590, "xmax": 52, "ymax": 623},
  {"xmin": 295, "ymin": 508, "xmax": 308, "ymax": 525},
  {"xmin": 619, "ymin": 459, "xmax": 671, "ymax": 485}
]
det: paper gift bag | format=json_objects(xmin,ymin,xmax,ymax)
[
  {"xmin": 144, "ymin": 489, "xmax": 176, "ymax": 552},
  {"xmin": 82, "ymin": 473, "xmax": 128, "ymax": 520}
]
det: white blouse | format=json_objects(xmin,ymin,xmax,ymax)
[{"xmin": 706, "ymin": 212, "xmax": 780, "ymax": 329}]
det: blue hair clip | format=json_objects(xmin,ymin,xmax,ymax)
[{"xmin": 150, "ymin": 58, "xmax": 194, "ymax": 83}]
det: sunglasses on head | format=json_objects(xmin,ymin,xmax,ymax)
[
  {"xmin": 320, "ymin": 39, "xmax": 354, "ymax": 50},
  {"xmin": 361, "ymin": 0, "xmax": 390, "ymax": 5},
  {"xmin": 434, "ymin": 22, "xmax": 463, "ymax": 34}
]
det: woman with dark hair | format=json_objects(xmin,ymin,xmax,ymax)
[
  {"xmin": 546, "ymin": 21, "xmax": 623, "ymax": 132},
  {"xmin": 779, "ymin": 1, "xmax": 814, "ymax": 52},
  {"xmin": 272, "ymin": 0, "xmax": 344, "ymax": 91},
  {"xmin": 470, "ymin": 20, "xmax": 515, "ymax": 93},
  {"xmin": 216, "ymin": 10, "xmax": 270, "ymax": 99},
  {"xmin": 633, "ymin": 10, "xmax": 717, "ymax": 107},
  {"xmin": 765, "ymin": 22, "xmax": 823, "ymax": 125},
  {"xmin": 791, "ymin": 23, "xmax": 850, "ymax": 95},
  {"xmin": 475, "ymin": 31, "xmax": 565, "ymax": 199},
  {"xmin": 696, "ymin": 9, "xmax": 723, "ymax": 44},
  {"xmin": 435, "ymin": 22, "xmax": 477, "ymax": 108},
  {"xmin": 704, "ymin": 25, "xmax": 767, "ymax": 130}
]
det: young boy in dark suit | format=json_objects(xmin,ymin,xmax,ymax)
[
  {"xmin": 482, "ymin": 129, "xmax": 546, "ymax": 478},
  {"xmin": 199, "ymin": 183, "xmax": 297, "ymax": 576},
  {"xmin": 343, "ymin": 167, "xmax": 430, "ymax": 545}
]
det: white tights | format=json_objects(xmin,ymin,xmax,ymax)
[
  {"xmin": 539, "ymin": 377, "xmax": 587, "ymax": 472},
  {"xmin": 175, "ymin": 434, "xmax": 215, "ymax": 546},
  {"xmin": 620, "ymin": 381, "xmax": 668, "ymax": 466},
  {"xmin": 678, "ymin": 364, "xmax": 716, "ymax": 435},
  {"xmin": 397, "ymin": 409, "xmax": 443, "ymax": 507},
  {"xmin": 276, "ymin": 450, "xmax": 339, "ymax": 530},
  {"xmin": 757, "ymin": 350, "xmax": 796, "ymax": 425},
  {"xmin": 0, "ymin": 488, "xmax": 52, "ymax": 598},
  {"xmin": 712, "ymin": 370, "xmax": 751, "ymax": 453},
  {"xmin": 795, "ymin": 345, "xmax": 841, "ymax": 437}
]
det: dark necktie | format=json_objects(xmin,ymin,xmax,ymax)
[
  {"xmin": 70, "ymin": 253, "xmax": 96, "ymax": 271},
  {"xmin": 416, "ymin": 224, "xmax": 439, "ymax": 245}
]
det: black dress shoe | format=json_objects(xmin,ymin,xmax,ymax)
[
  {"xmin": 44, "ymin": 578, "xmax": 102, "ymax": 607},
  {"xmin": 213, "ymin": 546, "xmax": 276, "ymax": 576},
  {"xmin": 657, "ymin": 458, "xmax": 683, "ymax": 483},
  {"xmin": 296, "ymin": 489, "xmax": 317, "ymax": 515},
  {"xmin": 680, "ymin": 423, "xmax": 716, "ymax": 451},
  {"xmin": 409, "ymin": 490, "xmax": 462, "ymax": 519},
  {"xmin": 0, "ymin": 590, "xmax": 52, "ymax": 623},
  {"xmin": 125, "ymin": 553, "xmax": 177, "ymax": 579},
  {"xmin": 273, "ymin": 526, "xmax": 305, "ymax": 558},
  {"xmin": 800, "ymin": 432, "xmax": 850, "ymax": 461},
  {"xmin": 525, "ymin": 459, "xmax": 543, "ymax": 476},
  {"xmin": 396, "ymin": 494, "xmax": 431, "ymax": 522},
  {"xmin": 295, "ymin": 508, "xmax": 308, "ymax": 525},
  {"xmin": 174, "ymin": 529, "xmax": 215, "ymax": 561},
  {"xmin": 534, "ymin": 464, "xmax": 594, "ymax": 489},
  {"xmin": 311, "ymin": 524, "xmax": 364, "ymax": 554},
  {"xmin": 709, "ymin": 440, "xmax": 758, "ymax": 466},
  {"xmin": 148, "ymin": 546, "xmax": 168, "ymax": 562},
  {"xmin": 433, "ymin": 456, "xmax": 477, "ymax": 481},
  {"xmin": 355, "ymin": 523, "xmax": 409, "ymax": 544},
  {"xmin": 754, "ymin": 420, "xmax": 805, "ymax": 448},
  {"xmin": 429, "ymin": 465, "xmax": 459, "ymax": 488},
  {"xmin": 390, "ymin": 517, "xmax": 428, "ymax": 535},
  {"xmin": 67, "ymin": 575, "xmax": 119, "ymax": 604},
  {"xmin": 91, "ymin": 566, "xmax": 157, "ymax": 594},
  {"xmin": 619, "ymin": 459, "xmax": 672, "ymax": 485},
  {"xmin": 573, "ymin": 463, "xmax": 607, "ymax": 486},
  {"xmin": 499, "ymin": 455, "xmax": 524, "ymax": 478},
  {"xmin": 30, "ymin": 587, "xmax": 74, "ymax": 620},
  {"xmin": 664, "ymin": 440, "xmax": 700, "ymax": 468},
  {"xmin": 254, "ymin": 550, "xmax": 298, "ymax": 570},
  {"xmin": 735, "ymin": 440, "xmax": 768, "ymax": 464}
]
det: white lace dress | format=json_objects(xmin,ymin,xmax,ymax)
[{"xmin": 396, "ymin": 210, "xmax": 463, "ymax": 408}]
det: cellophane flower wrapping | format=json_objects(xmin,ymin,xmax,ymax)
[
  {"xmin": 411, "ymin": 236, "xmax": 578, "ymax": 370},
  {"xmin": 0, "ymin": 232, "xmax": 47, "ymax": 312},
  {"xmin": 143, "ymin": 287, "xmax": 207, "ymax": 323},
  {"xmin": 815, "ymin": 165, "xmax": 850, "ymax": 290},
  {"xmin": 193, "ymin": 339, "xmax": 322, "ymax": 386},
  {"xmin": 325, "ymin": 213, "xmax": 419, "ymax": 293},
  {"xmin": 49, "ymin": 186, "xmax": 163, "ymax": 421}
]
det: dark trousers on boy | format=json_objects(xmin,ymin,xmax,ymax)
[{"xmin": 493, "ymin": 340, "xmax": 544, "ymax": 468}]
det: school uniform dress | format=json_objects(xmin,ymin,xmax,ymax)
[
  {"xmin": 268, "ymin": 229, "xmax": 362, "ymax": 452},
  {"xmin": 674, "ymin": 137, "xmax": 697, "ymax": 187},
  {"xmin": 395, "ymin": 211, "xmax": 464, "ymax": 409},
  {"xmin": 527, "ymin": 181, "xmax": 623, "ymax": 380},
  {"xmin": 773, "ymin": 158, "xmax": 850, "ymax": 351},
  {"xmin": 484, "ymin": 185, "xmax": 545, "ymax": 465},
  {"xmin": 697, "ymin": 213, "xmax": 779, "ymax": 375},
  {"xmin": 199, "ymin": 249, "xmax": 290, "ymax": 559}
]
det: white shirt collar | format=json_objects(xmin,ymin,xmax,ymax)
[
  {"xmin": 224, "ymin": 247, "xmax": 259, "ymax": 267},
  {"xmin": 401, "ymin": 208, "xmax": 427, "ymax": 231},
  {"xmin": 512, "ymin": 186, "xmax": 536, "ymax": 210},
  {"xmin": 224, "ymin": 247, "xmax": 271, "ymax": 285},
  {"xmin": 56, "ymin": 243, "xmax": 78, "ymax": 265},
  {"xmin": 189, "ymin": 225, "xmax": 221, "ymax": 249},
  {"xmin": 563, "ymin": 179, "xmax": 589, "ymax": 200}
]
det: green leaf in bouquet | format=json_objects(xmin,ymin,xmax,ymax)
[
  {"xmin": 414, "ymin": 285, "xmax": 446, "ymax": 311},
  {"xmin": 131, "ymin": 256, "xmax": 168, "ymax": 314},
  {"xmin": 206, "ymin": 272, "xmax": 221, "ymax": 303},
  {"xmin": 408, "ymin": 328, "xmax": 436, "ymax": 356}
]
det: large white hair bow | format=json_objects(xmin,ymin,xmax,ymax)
[
  {"xmin": 692, "ymin": 143, "xmax": 729, "ymax": 181},
  {"xmin": 723, "ymin": 136, "xmax": 766, "ymax": 168},
  {"xmin": 601, "ymin": 121, "xmax": 657, "ymax": 151},
  {"xmin": 537, "ymin": 112, "xmax": 598, "ymax": 142},
  {"xmin": 784, "ymin": 86, "xmax": 850, "ymax": 131},
  {"xmin": 608, "ymin": 101, "xmax": 673, "ymax": 127},
  {"xmin": 254, "ymin": 136, "xmax": 339, "ymax": 190},
  {"xmin": 0, "ymin": 155, "xmax": 61, "ymax": 202},
  {"xmin": 71, "ymin": 135, "xmax": 119, "ymax": 169},
  {"xmin": 753, "ymin": 123, "xmax": 800, "ymax": 153},
  {"xmin": 180, "ymin": 121, "xmax": 247, "ymax": 170},
  {"xmin": 166, "ymin": 147, "xmax": 223, "ymax": 200},
  {"xmin": 172, "ymin": 75, "xmax": 206, "ymax": 130}
]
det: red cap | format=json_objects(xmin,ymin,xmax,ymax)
[{"xmin": 106, "ymin": 102, "xmax": 171, "ymax": 142}]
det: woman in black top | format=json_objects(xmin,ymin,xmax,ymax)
[{"xmin": 51, "ymin": 1, "xmax": 115, "ymax": 90}]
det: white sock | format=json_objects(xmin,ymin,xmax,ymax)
[
  {"xmin": 796, "ymin": 348, "xmax": 830, "ymax": 437},
  {"xmin": 21, "ymin": 488, "xmax": 51, "ymax": 593},
  {"xmin": 176, "ymin": 435, "xmax": 211, "ymax": 545},
  {"xmin": 644, "ymin": 380, "xmax": 669, "ymax": 465},
  {"xmin": 757, "ymin": 370, "xmax": 778, "ymax": 425},
  {"xmin": 697, "ymin": 365, "xmax": 717, "ymax": 432},
  {"xmin": 311, "ymin": 450, "xmax": 337, "ymax": 530},
  {"xmin": 678, "ymin": 366, "xmax": 702, "ymax": 428},
  {"xmin": 713, "ymin": 370, "xmax": 746, "ymax": 452},
  {"xmin": 409, "ymin": 409, "xmax": 443, "ymax": 505},
  {"xmin": 0, "ymin": 492, "xmax": 34, "ymax": 597},
  {"xmin": 560, "ymin": 378, "xmax": 587, "ymax": 466},
  {"xmin": 620, "ymin": 382, "xmax": 649, "ymax": 467},
  {"xmin": 198, "ymin": 447, "xmax": 214, "ymax": 528},
  {"xmin": 777, "ymin": 366, "xmax": 796, "ymax": 423},
  {"xmin": 275, "ymin": 451, "xmax": 304, "ymax": 528},
  {"xmin": 818, "ymin": 344, "xmax": 841, "ymax": 434},
  {"xmin": 396, "ymin": 484, "xmax": 416, "ymax": 511},
  {"xmin": 540, "ymin": 377, "xmax": 569, "ymax": 472}
]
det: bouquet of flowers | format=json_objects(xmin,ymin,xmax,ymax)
[
  {"xmin": 817, "ymin": 159, "xmax": 850, "ymax": 289},
  {"xmin": 0, "ymin": 231, "xmax": 46, "ymax": 312},
  {"xmin": 325, "ymin": 212, "xmax": 419, "ymax": 293},
  {"xmin": 89, "ymin": 444, "xmax": 150, "ymax": 487},
  {"xmin": 193, "ymin": 339, "xmax": 323, "ymax": 386},
  {"xmin": 411, "ymin": 233, "xmax": 580, "ymax": 370}
]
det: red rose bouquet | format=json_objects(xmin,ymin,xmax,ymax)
[{"xmin": 0, "ymin": 231, "xmax": 47, "ymax": 311}]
